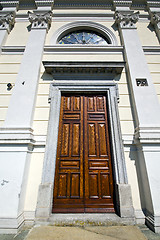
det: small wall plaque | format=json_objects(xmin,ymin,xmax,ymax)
[{"xmin": 136, "ymin": 79, "xmax": 148, "ymax": 86}]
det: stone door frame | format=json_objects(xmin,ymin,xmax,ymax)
[{"xmin": 35, "ymin": 79, "xmax": 134, "ymax": 220}]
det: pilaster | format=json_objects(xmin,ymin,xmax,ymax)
[
  {"xmin": 115, "ymin": 9, "xmax": 160, "ymax": 233},
  {"xmin": 0, "ymin": 9, "xmax": 53, "ymax": 232},
  {"xmin": 4, "ymin": 10, "xmax": 53, "ymax": 128}
]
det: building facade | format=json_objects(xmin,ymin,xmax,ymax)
[{"xmin": 0, "ymin": 0, "xmax": 160, "ymax": 234}]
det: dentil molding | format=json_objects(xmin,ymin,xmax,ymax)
[{"xmin": 0, "ymin": 1, "xmax": 18, "ymax": 8}]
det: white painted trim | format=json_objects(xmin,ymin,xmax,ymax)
[
  {"xmin": 122, "ymin": 134, "xmax": 134, "ymax": 145},
  {"xmin": 135, "ymin": 209, "xmax": 145, "ymax": 224},
  {"xmin": 44, "ymin": 45, "xmax": 123, "ymax": 54},
  {"xmin": 2, "ymin": 45, "xmax": 160, "ymax": 55},
  {"xmin": 0, "ymin": 211, "xmax": 35, "ymax": 234}
]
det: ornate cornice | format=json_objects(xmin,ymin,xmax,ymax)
[
  {"xmin": 115, "ymin": 11, "xmax": 139, "ymax": 29},
  {"xmin": 0, "ymin": 12, "xmax": 16, "ymax": 33},
  {"xmin": 113, "ymin": 0, "xmax": 132, "ymax": 7},
  {"xmin": 147, "ymin": 1, "xmax": 160, "ymax": 8},
  {"xmin": 43, "ymin": 61, "xmax": 125, "ymax": 75},
  {"xmin": 150, "ymin": 12, "xmax": 160, "ymax": 29},
  {"xmin": 35, "ymin": 0, "xmax": 54, "ymax": 7},
  {"xmin": 53, "ymin": 0, "xmax": 112, "ymax": 9},
  {"xmin": 28, "ymin": 11, "xmax": 53, "ymax": 31},
  {"xmin": 0, "ymin": 1, "xmax": 18, "ymax": 8}
]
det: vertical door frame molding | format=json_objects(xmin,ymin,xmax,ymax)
[{"xmin": 36, "ymin": 80, "xmax": 134, "ymax": 220}]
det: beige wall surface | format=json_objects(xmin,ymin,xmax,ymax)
[
  {"xmin": 5, "ymin": 22, "xmax": 30, "ymax": 46},
  {"xmin": 137, "ymin": 22, "xmax": 159, "ymax": 46},
  {"xmin": 33, "ymin": 62, "xmax": 50, "ymax": 135},
  {"xmin": 43, "ymin": 54, "xmax": 123, "ymax": 62},
  {"xmin": 145, "ymin": 54, "xmax": 160, "ymax": 102},
  {"xmin": 24, "ymin": 152, "xmax": 44, "ymax": 211},
  {"xmin": 125, "ymin": 151, "xmax": 142, "ymax": 211},
  {"xmin": 0, "ymin": 55, "xmax": 21, "ymax": 126}
]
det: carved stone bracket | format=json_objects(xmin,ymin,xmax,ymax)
[
  {"xmin": 0, "ymin": 12, "xmax": 16, "ymax": 33},
  {"xmin": 28, "ymin": 11, "xmax": 53, "ymax": 32},
  {"xmin": 115, "ymin": 11, "xmax": 139, "ymax": 29},
  {"xmin": 150, "ymin": 12, "xmax": 160, "ymax": 30}
]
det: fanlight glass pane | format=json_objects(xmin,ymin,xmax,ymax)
[{"xmin": 58, "ymin": 30, "xmax": 110, "ymax": 45}]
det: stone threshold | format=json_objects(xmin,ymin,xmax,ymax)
[{"xmin": 36, "ymin": 213, "xmax": 135, "ymax": 227}]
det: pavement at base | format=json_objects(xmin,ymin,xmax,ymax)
[{"xmin": 0, "ymin": 225, "xmax": 160, "ymax": 240}]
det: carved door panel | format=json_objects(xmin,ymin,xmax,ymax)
[
  {"xmin": 84, "ymin": 96, "xmax": 114, "ymax": 212},
  {"xmin": 52, "ymin": 94, "xmax": 114, "ymax": 213}
]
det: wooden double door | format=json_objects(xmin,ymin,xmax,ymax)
[{"xmin": 53, "ymin": 94, "xmax": 115, "ymax": 213}]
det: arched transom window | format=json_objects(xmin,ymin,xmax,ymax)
[{"xmin": 58, "ymin": 30, "xmax": 111, "ymax": 45}]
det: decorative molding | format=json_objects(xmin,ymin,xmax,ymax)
[
  {"xmin": 0, "ymin": 12, "xmax": 15, "ymax": 33},
  {"xmin": 150, "ymin": 12, "xmax": 160, "ymax": 29},
  {"xmin": 115, "ymin": 11, "xmax": 140, "ymax": 29},
  {"xmin": 51, "ymin": 21, "xmax": 118, "ymax": 45},
  {"xmin": 1, "ymin": 46, "xmax": 25, "ymax": 54},
  {"xmin": 122, "ymin": 134, "xmax": 134, "ymax": 145},
  {"xmin": 28, "ymin": 11, "xmax": 53, "ymax": 31},
  {"xmin": 19, "ymin": 0, "xmax": 54, "ymax": 9},
  {"xmin": 113, "ymin": 0, "xmax": 132, "ymax": 8},
  {"xmin": 131, "ymin": 3, "xmax": 146, "ymax": 10},
  {"xmin": 134, "ymin": 126, "xmax": 160, "ymax": 144},
  {"xmin": 0, "ymin": 1, "xmax": 18, "ymax": 8},
  {"xmin": 43, "ymin": 61, "xmax": 125, "ymax": 75},
  {"xmin": 53, "ymin": 0, "xmax": 112, "ymax": 9},
  {"xmin": 113, "ymin": 0, "xmax": 132, "ymax": 5},
  {"xmin": 143, "ymin": 46, "xmax": 160, "ymax": 54},
  {"xmin": 0, "ymin": 127, "xmax": 35, "ymax": 145},
  {"xmin": 145, "ymin": 209, "xmax": 160, "ymax": 233},
  {"xmin": 44, "ymin": 45, "xmax": 123, "ymax": 54},
  {"xmin": 2, "ymin": 45, "xmax": 160, "ymax": 55},
  {"xmin": 147, "ymin": 1, "xmax": 160, "ymax": 8},
  {"xmin": 35, "ymin": 0, "xmax": 54, "ymax": 8}
]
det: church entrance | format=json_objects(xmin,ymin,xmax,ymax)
[{"xmin": 52, "ymin": 94, "xmax": 115, "ymax": 213}]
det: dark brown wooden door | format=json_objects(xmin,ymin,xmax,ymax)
[{"xmin": 52, "ymin": 94, "xmax": 114, "ymax": 213}]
